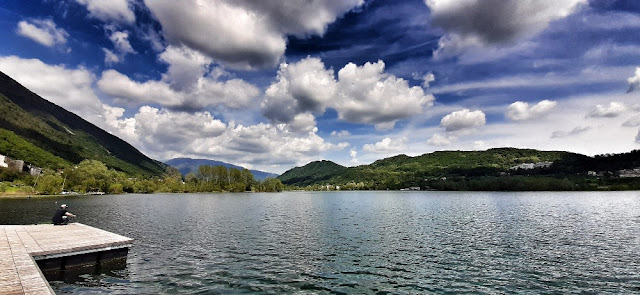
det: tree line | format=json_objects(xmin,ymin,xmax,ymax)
[{"xmin": 0, "ymin": 160, "xmax": 284, "ymax": 195}]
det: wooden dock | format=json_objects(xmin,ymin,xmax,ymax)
[{"xmin": 0, "ymin": 223, "xmax": 133, "ymax": 295}]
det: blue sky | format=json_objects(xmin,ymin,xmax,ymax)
[{"xmin": 1, "ymin": 0, "xmax": 639, "ymax": 173}]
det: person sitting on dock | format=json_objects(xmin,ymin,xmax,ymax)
[{"xmin": 52, "ymin": 204, "xmax": 76, "ymax": 225}]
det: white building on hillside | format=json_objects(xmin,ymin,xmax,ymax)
[
  {"xmin": 510, "ymin": 161, "xmax": 554, "ymax": 170},
  {"xmin": 0, "ymin": 154, "xmax": 7, "ymax": 168}
]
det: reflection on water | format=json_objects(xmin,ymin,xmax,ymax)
[{"xmin": 2, "ymin": 191, "xmax": 640, "ymax": 294}]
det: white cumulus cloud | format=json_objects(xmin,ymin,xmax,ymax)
[
  {"xmin": 133, "ymin": 106, "xmax": 226, "ymax": 152},
  {"xmin": 335, "ymin": 60, "xmax": 435, "ymax": 130},
  {"xmin": 331, "ymin": 130, "xmax": 351, "ymax": 138},
  {"xmin": 349, "ymin": 148, "xmax": 358, "ymax": 159},
  {"xmin": 287, "ymin": 113, "xmax": 318, "ymax": 134},
  {"xmin": 159, "ymin": 45, "xmax": 212, "ymax": 91},
  {"xmin": 98, "ymin": 69, "xmax": 259, "ymax": 111},
  {"xmin": 75, "ymin": 0, "xmax": 135, "ymax": 24},
  {"xmin": 414, "ymin": 71, "xmax": 435, "ymax": 88},
  {"xmin": 363, "ymin": 137, "xmax": 407, "ymax": 154},
  {"xmin": 261, "ymin": 57, "xmax": 337, "ymax": 125},
  {"xmin": 261, "ymin": 58, "xmax": 434, "ymax": 131},
  {"xmin": 16, "ymin": 19, "xmax": 68, "ymax": 48},
  {"xmin": 144, "ymin": 0, "xmax": 363, "ymax": 69},
  {"xmin": 102, "ymin": 48, "xmax": 120, "ymax": 64},
  {"xmin": 440, "ymin": 109, "xmax": 486, "ymax": 132},
  {"xmin": 97, "ymin": 46, "xmax": 259, "ymax": 111},
  {"xmin": 109, "ymin": 30, "xmax": 135, "ymax": 55},
  {"xmin": 627, "ymin": 67, "xmax": 640, "ymax": 93},
  {"xmin": 103, "ymin": 29, "xmax": 136, "ymax": 65},
  {"xmin": 506, "ymin": 100, "xmax": 557, "ymax": 121},
  {"xmin": 427, "ymin": 133, "xmax": 452, "ymax": 146},
  {"xmin": 349, "ymin": 149, "xmax": 358, "ymax": 164},
  {"xmin": 587, "ymin": 102, "xmax": 627, "ymax": 118}
]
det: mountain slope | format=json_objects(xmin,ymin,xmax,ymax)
[
  {"xmin": 165, "ymin": 158, "xmax": 278, "ymax": 181},
  {"xmin": 0, "ymin": 71, "xmax": 165, "ymax": 176},
  {"xmin": 278, "ymin": 148, "xmax": 585, "ymax": 188},
  {"xmin": 278, "ymin": 160, "xmax": 348, "ymax": 186}
]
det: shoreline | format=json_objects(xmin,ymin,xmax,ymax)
[
  {"xmin": 0, "ymin": 193, "xmax": 52, "ymax": 199},
  {"xmin": 3, "ymin": 189, "xmax": 640, "ymax": 198}
]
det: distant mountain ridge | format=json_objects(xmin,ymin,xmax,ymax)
[
  {"xmin": 165, "ymin": 158, "xmax": 278, "ymax": 181},
  {"xmin": 0, "ymin": 71, "xmax": 166, "ymax": 176}
]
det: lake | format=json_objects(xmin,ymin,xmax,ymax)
[{"xmin": 1, "ymin": 191, "xmax": 640, "ymax": 294}]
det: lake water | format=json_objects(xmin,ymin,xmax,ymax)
[{"xmin": 1, "ymin": 191, "xmax": 640, "ymax": 294}]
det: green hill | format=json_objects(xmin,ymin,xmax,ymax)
[
  {"xmin": 278, "ymin": 160, "xmax": 348, "ymax": 186},
  {"xmin": 278, "ymin": 148, "xmax": 585, "ymax": 189},
  {"xmin": 0, "ymin": 71, "xmax": 165, "ymax": 176}
]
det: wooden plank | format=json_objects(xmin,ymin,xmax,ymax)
[
  {"xmin": 14, "ymin": 227, "xmax": 42, "ymax": 254},
  {"xmin": 0, "ymin": 223, "xmax": 133, "ymax": 295},
  {"xmin": 4, "ymin": 226, "xmax": 53, "ymax": 295},
  {"xmin": 0, "ymin": 227, "xmax": 24, "ymax": 295}
]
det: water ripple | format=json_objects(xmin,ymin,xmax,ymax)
[{"xmin": 3, "ymin": 191, "xmax": 640, "ymax": 293}]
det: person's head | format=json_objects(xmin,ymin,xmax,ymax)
[{"xmin": 61, "ymin": 204, "xmax": 68, "ymax": 209}]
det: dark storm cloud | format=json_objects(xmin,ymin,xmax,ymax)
[{"xmin": 427, "ymin": 0, "xmax": 587, "ymax": 44}]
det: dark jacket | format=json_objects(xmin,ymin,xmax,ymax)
[{"xmin": 52, "ymin": 209, "xmax": 67, "ymax": 224}]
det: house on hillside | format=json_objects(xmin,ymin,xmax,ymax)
[
  {"xmin": 0, "ymin": 154, "xmax": 42, "ymax": 175},
  {"xmin": 5, "ymin": 157, "xmax": 24, "ymax": 172},
  {"xmin": 510, "ymin": 161, "xmax": 553, "ymax": 170},
  {"xmin": 26, "ymin": 164, "xmax": 42, "ymax": 176},
  {"xmin": 619, "ymin": 168, "xmax": 640, "ymax": 178},
  {"xmin": 510, "ymin": 163, "xmax": 535, "ymax": 170},
  {"xmin": 534, "ymin": 161, "xmax": 553, "ymax": 168}
]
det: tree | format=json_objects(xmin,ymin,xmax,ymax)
[
  {"xmin": 35, "ymin": 171, "xmax": 63, "ymax": 195},
  {"xmin": 67, "ymin": 160, "xmax": 110, "ymax": 192},
  {"xmin": 185, "ymin": 172, "xmax": 198, "ymax": 183},
  {"xmin": 163, "ymin": 166, "xmax": 184, "ymax": 192},
  {"xmin": 258, "ymin": 178, "xmax": 284, "ymax": 192}
]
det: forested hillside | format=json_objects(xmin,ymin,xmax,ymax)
[
  {"xmin": 0, "ymin": 71, "xmax": 165, "ymax": 176},
  {"xmin": 278, "ymin": 160, "xmax": 348, "ymax": 186},
  {"xmin": 279, "ymin": 148, "xmax": 640, "ymax": 191}
]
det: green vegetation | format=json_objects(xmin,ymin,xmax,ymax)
[
  {"xmin": 278, "ymin": 148, "xmax": 640, "ymax": 191},
  {"xmin": 278, "ymin": 160, "xmax": 348, "ymax": 186},
  {"xmin": 181, "ymin": 165, "xmax": 283, "ymax": 192},
  {"xmin": 0, "ymin": 128, "xmax": 69, "ymax": 169},
  {"xmin": 1, "ymin": 161, "xmax": 284, "ymax": 195}
]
